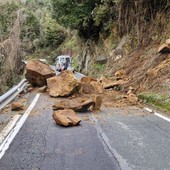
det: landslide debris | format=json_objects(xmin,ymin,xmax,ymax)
[
  {"xmin": 25, "ymin": 60, "xmax": 56, "ymax": 87},
  {"xmin": 53, "ymin": 109, "xmax": 81, "ymax": 127},
  {"xmin": 47, "ymin": 70, "xmax": 81, "ymax": 97},
  {"xmin": 11, "ymin": 102, "xmax": 24, "ymax": 111},
  {"xmin": 52, "ymin": 98, "xmax": 95, "ymax": 112},
  {"xmin": 99, "ymin": 76, "xmax": 128, "ymax": 89},
  {"xmin": 25, "ymin": 67, "xmax": 142, "ymax": 127}
]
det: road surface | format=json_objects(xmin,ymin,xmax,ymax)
[{"xmin": 0, "ymin": 72, "xmax": 170, "ymax": 170}]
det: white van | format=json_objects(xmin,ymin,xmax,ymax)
[{"xmin": 55, "ymin": 55, "xmax": 74, "ymax": 72}]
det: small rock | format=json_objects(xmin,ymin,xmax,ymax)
[
  {"xmin": 165, "ymin": 39, "xmax": 170, "ymax": 46},
  {"xmin": 100, "ymin": 77, "xmax": 128, "ymax": 89},
  {"xmin": 27, "ymin": 87, "xmax": 34, "ymax": 92},
  {"xmin": 38, "ymin": 86, "xmax": 47, "ymax": 93},
  {"xmin": 11, "ymin": 102, "xmax": 24, "ymax": 111},
  {"xmin": 127, "ymin": 93, "xmax": 138, "ymax": 104},
  {"xmin": 158, "ymin": 43, "xmax": 170, "ymax": 53},
  {"xmin": 52, "ymin": 109, "xmax": 81, "ymax": 126},
  {"xmin": 115, "ymin": 69, "xmax": 126, "ymax": 80}
]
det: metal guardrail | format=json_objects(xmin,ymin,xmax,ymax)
[{"xmin": 0, "ymin": 79, "xmax": 27, "ymax": 110}]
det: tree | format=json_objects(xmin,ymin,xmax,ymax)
[{"xmin": 51, "ymin": 0, "xmax": 101, "ymax": 40}]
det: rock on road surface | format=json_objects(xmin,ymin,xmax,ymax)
[
  {"xmin": 0, "ymin": 93, "xmax": 120, "ymax": 170},
  {"xmin": 0, "ymin": 71, "xmax": 170, "ymax": 170}
]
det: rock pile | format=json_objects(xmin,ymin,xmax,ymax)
[{"xmin": 24, "ymin": 60, "xmax": 140, "ymax": 127}]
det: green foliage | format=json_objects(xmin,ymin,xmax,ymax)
[
  {"xmin": 51, "ymin": 0, "xmax": 101, "ymax": 40},
  {"xmin": 93, "ymin": 63, "xmax": 105, "ymax": 71},
  {"xmin": 139, "ymin": 93, "xmax": 170, "ymax": 113},
  {"xmin": 41, "ymin": 13, "xmax": 66, "ymax": 47},
  {"xmin": 0, "ymin": 2, "xmax": 19, "ymax": 39},
  {"xmin": 21, "ymin": 10, "xmax": 40, "ymax": 41}
]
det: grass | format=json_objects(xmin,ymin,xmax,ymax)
[{"xmin": 138, "ymin": 93, "xmax": 170, "ymax": 114}]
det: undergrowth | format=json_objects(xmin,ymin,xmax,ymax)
[{"xmin": 138, "ymin": 93, "xmax": 170, "ymax": 114}]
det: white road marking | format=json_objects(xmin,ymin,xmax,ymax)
[
  {"xmin": 144, "ymin": 107, "xmax": 170, "ymax": 122},
  {"xmin": 0, "ymin": 93, "xmax": 40, "ymax": 159},
  {"xmin": 144, "ymin": 107, "xmax": 153, "ymax": 113},
  {"xmin": 154, "ymin": 112, "xmax": 170, "ymax": 122},
  {"xmin": 0, "ymin": 114, "xmax": 21, "ymax": 144}
]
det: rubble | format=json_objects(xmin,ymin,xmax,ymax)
[
  {"xmin": 90, "ymin": 81, "xmax": 103, "ymax": 94},
  {"xmin": 11, "ymin": 102, "xmax": 24, "ymax": 111},
  {"xmin": 126, "ymin": 93, "xmax": 139, "ymax": 104},
  {"xmin": 81, "ymin": 76, "xmax": 97, "ymax": 84},
  {"xmin": 25, "ymin": 60, "xmax": 56, "ymax": 87},
  {"xmin": 38, "ymin": 86, "xmax": 47, "ymax": 93},
  {"xmin": 158, "ymin": 39, "xmax": 170, "ymax": 53},
  {"xmin": 47, "ymin": 70, "xmax": 81, "ymax": 97},
  {"xmin": 115, "ymin": 69, "xmax": 126, "ymax": 80},
  {"xmin": 80, "ymin": 83, "xmax": 96, "ymax": 94},
  {"xmin": 80, "ymin": 76, "xmax": 103, "ymax": 94},
  {"xmin": 100, "ymin": 77, "xmax": 127, "ymax": 89},
  {"xmin": 91, "ymin": 95, "xmax": 102, "ymax": 110},
  {"xmin": 52, "ymin": 97, "xmax": 95, "ymax": 112},
  {"xmin": 52, "ymin": 109, "xmax": 81, "ymax": 126}
]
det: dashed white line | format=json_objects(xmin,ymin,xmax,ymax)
[
  {"xmin": 144, "ymin": 107, "xmax": 170, "ymax": 122},
  {"xmin": 154, "ymin": 112, "xmax": 170, "ymax": 122},
  {"xmin": 0, "ymin": 93, "xmax": 40, "ymax": 159}
]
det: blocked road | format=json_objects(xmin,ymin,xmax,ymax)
[
  {"xmin": 0, "ymin": 93, "xmax": 120, "ymax": 170},
  {"xmin": 0, "ymin": 71, "xmax": 170, "ymax": 169}
]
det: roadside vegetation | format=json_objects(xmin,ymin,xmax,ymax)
[{"xmin": 139, "ymin": 93, "xmax": 170, "ymax": 114}]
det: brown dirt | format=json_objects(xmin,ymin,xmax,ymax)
[{"xmin": 104, "ymin": 44, "xmax": 170, "ymax": 96}]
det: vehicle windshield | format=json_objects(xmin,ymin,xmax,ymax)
[{"xmin": 60, "ymin": 58, "xmax": 65, "ymax": 62}]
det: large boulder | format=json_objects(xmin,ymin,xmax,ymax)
[
  {"xmin": 53, "ymin": 109, "xmax": 81, "ymax": 126},
  {"xmin": 25, "ymin": 60, "xmax": 55, "ymax": 87},
  {"xmin": 80, "ymin": 83, "xmax": 96, "ymax": 94},
  {"xmin": 52, "ymin": 97, "xmax": 95, "ymax": 112},
  {"xmin": 80, "ymin": 76, "xmax": 103, "ymax": 94},
  {"xmin": 47, "ymin": 70, "xmax": 81, "ymax": 97}
]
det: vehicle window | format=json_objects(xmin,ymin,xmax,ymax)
[
  {"xmin": 60, "ymin": 58, "xmax": 65, "ymax": 62},
  {"xmin": 66, "ymin": 58, "xmax": 70, "ymax": 62}
]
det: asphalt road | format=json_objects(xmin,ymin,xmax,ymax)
[
  {"xmin": 93, "ymin": 106, "xmax": 170, "ymax": 170},
  {"xmin": 0, "ymin": 94, "xmax": 120, "ymax": 170},
  {"xmin": 0, "ymin": 71, "xmax": 170, "ymax": 170}
]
